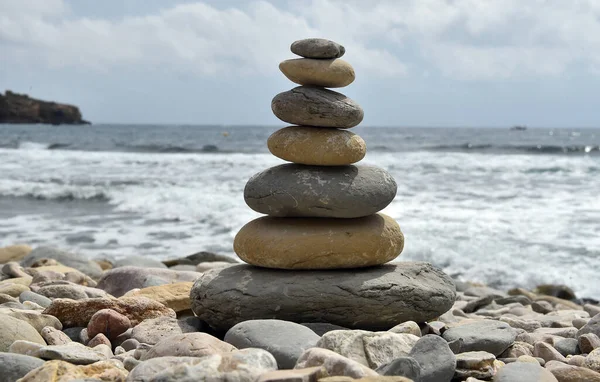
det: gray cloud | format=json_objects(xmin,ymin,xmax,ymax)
[{"xmin": 1, "ymin": 0, "xmax": 599, "ymax": 126}]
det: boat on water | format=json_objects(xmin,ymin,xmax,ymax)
[{"xmin": 510, "ymin": 125, "xmax": 527, "ymax": 131}]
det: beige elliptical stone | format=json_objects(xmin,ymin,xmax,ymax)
[
  {"xmin": 279, "ymin": 58, "xmax": 355, "ymax": 88},
  {"xmin": 267, "ymin": 126, "xmax": 366, "ymax": 166},
  {"xmin": 234, "ymin": 214, "xmax": 404, "ymax": 270}
]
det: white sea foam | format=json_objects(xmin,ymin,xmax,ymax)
[
  {"xmin": 1, "ymin": 147, "xmax": 600, "ymax": 298},
  {"xmin": 17, "ymin": 141, "xmax": 50, "ymax": 150}
]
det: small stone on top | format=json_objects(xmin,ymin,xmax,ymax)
[{"xmin": 291, "ymin": 38, "xmax": 345, "ymax": 59}]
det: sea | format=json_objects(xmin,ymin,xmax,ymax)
[{"xmin": 1, "ymin": 124, "xmax": 599, "ymax": 299}]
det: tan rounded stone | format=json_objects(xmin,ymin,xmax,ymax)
[
  {"xmin": 267, "ymin": 126, "xmax": 366, "ymax": 166},
  {"xmin": 18, "ymin": 360, "xmax": 128, "ymax": 382},
  {"xmin": 279, "ymin": 58, "xmax": 355, "ymax": 88},
  {"xmin": 122, "ymin": 281, "xmax": 194, "ymax": 312},
  {"xmin": 0, "ymin": 244, "xmax": 32, "ymax": 263},
  {"xmin": 0, "ymin": 276, "xmax": 32, "ymax": 286},
  {"xmin": 234, "ymin": 214, "xmax": 404, "ymax": 270}
]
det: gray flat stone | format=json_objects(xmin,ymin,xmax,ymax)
[
  {"xmin": 0, "ymin": 352, "xmax": 45, "ymax": 381},
  {"xmin": 191, "ymin": 263, "xmax": 456, "ymax": 331},
  {"xmin": 96, "ymin": 266, "xmax": 202, "ymax": 297},
  {"xmin": 554, "ymin": 338, "xmax": 579, "ymax": 357},
  {"xmin": 19, "ymin": 291, "xmax": 52, "ymax": 308},
  {"xmin": 225, "ymin": 319, "xmax": 320, "ymax": 369},
  {"xmin": 443, "ymin": 320, "xmax": 518, "ymax": 356},
  {"xmin": 493, "ymin": 361, "xmax": 558, "ymax": 381},
  {"xmin": 291, "ymin": 38, "xmax": 345, "ymax": 59},
  {"xmin": 63, "ymin": 327, "xmax": 85, "ymax": 343},
  {"xmin": 162, "ymin": 251, "xmax": 238, "ymax": 267},
  {"xmin": 376, "ymin": 356, "xmax": 421, "ymax": 380},
  {"xmin": 579, "ymin": 312, "xmax": 600, "ymax": 338},
  {"xmin": 408, "ymin": 334, "xmax": 456, "ymax": 382},
  {"xmin": 20, "ymin": 247, "xmax": 102, "ymax": 279},
  {"xmin": 271, "ymin": 86, "xmax": 363, "ymax": 128},
  {"xmin": 244, "ymin": 164, "xmax": 397, "ymax": 218},
  {"xmin": 36, "ymin": 342, "xmax": 107, "ymax": 365}
]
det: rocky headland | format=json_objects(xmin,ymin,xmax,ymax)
[{"xmin": 0, "ymin": 90, "xmax": 90, "ymax": 125}]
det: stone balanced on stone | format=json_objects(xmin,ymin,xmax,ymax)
[{"xmin": 190, "ymin": 38, "xmax": 456, "ymax": 331}]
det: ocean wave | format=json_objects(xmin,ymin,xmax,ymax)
[
  {"xmin": 1, "ymin": 141, "xmax": 72, "ymax": 151},
  {"xmin": 0, "ymin": 189, "xmax": 110, "ymax": 202},
  {"xmin": 18, "ymin": 141, "xmax": 52, "ymax": 150},
  {"xmin": 522, "ymin": 167, "xmax": 570, "ymax": 174},
  {"xmin": 114, "ymin": 143, "xmax": 223, "ymax": 153},
  {"xmin": 3, "ymin": 141, "xmax": 226, "ymax": 154},
  {"xmin": 427, "ymin": 143, "xmax": 599, "ymax": 155},
  {"xmin": 369, "ymin": 145, "xmax": 393, "ymax": 152},
  {"xmin": 48, "ymin": 143, "xmax": 71, "ymax": 150}
]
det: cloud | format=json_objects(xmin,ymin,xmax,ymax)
[{"xmin": 1, "ymin": 0, "xmax": 600, "ymax": 80}]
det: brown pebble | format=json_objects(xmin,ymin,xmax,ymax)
[
  {"xmin": 579, "ymin": 333, "xmax": 600, "ymax": 354},
  {"xmin": 568, "ymin": 354, "xmax": 587, "ymax": 366},
  {"xmin": 87, "ymin": 308, "xmax": 131, "ymax": 340},
  {"xmin": 88, "ymin": 333, "xmax": 111, "ymax": 348}
]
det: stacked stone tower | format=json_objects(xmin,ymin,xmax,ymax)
[
  {"xmin": 236, "ymin": 38, "xmax": 403, "ymax": 270},
  {"xmin": 190, "ymin": 38, "xmax": 456, "ymax": 331}
]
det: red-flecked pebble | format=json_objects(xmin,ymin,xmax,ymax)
[{"xmin": 87, "ymin": 308, "xmax": 131, "ymax": 340}]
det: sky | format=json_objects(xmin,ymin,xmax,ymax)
[{"xmin": 1, "ymin": 0, "xmax": 600, "ymax": 127}]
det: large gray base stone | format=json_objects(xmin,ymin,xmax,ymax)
[{"xmin": 191, "ymin": 262, "xmax": 456, "ymax": 331}]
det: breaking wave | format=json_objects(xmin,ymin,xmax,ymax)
[{"xmin": 428, "ymin": 143, "xmax": 599, "ymax": 155}]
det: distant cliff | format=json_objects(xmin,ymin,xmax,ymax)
[{"xmin": 0, "ymin": 90, "xmax": 90, "ymax": 125}]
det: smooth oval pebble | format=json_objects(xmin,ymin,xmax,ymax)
[
  {"xmin": 279, "ymin": 58, "xmax": 355, "ymax": 88},
  {"xmin": 268, "ymin": 126, "xmax": 366, "ymax": 166},
  {"xmin": 271, "ymin": 86, "xmax": 363, "ymax": 128},
  {"xmin": 244, "ymin": 164, "xmax": 396, "ymax": 218},
  {"xmin": 234, "ymin": 213, "xmax": 404, "ymax": 269},
  {"xmin": 291, "ymin": 38, "xmax": 345, "ymax": 59}
]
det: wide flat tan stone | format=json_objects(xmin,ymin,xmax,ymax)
[
  {"xmin": 18, "ymin": 359, "xmax": 128, "ymax": 381},
  {"xmin": 268, "ymin": 126, "xmax": 366, "ymax": 166},
  {"xmin": 234, "ymin": 214, "xmax": 403, "ymax": 269},
  {"xmin": 122, "ymin": 281, "xmax": 194, "ymax": 312},
  {"xmin": 279, "ymin": 58, "xmax": 355, "ymax": 88},
  {"xmin": 0, "ymin": 276, "xmax": 32, "ymax": 286},
  {"xmin": 43, "ymin": 297, "xmax": 175, "ymax": 327}
]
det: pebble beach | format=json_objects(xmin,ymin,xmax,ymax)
[
  {"xmin": 1, "ymin": 37, "xmax": 599, "ymax": 382},
  {"xmin": 0, "ymin": 244, "xmax": 599, "ymax": 381}
]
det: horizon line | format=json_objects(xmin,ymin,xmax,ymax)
[{"xmin": 16, "ymin": 123, "xmax": 597, "ymax": 130}]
